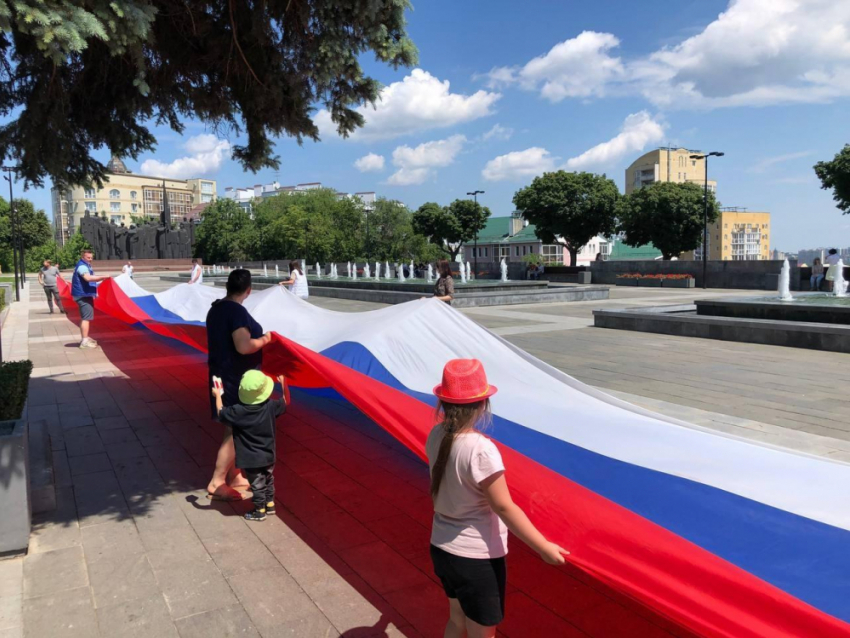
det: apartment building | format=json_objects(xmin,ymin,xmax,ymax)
[
  {"xmin": 681, "ymin": 208, "xmax": 771, "ymax": 261},
  {"xmin": 51, "ymin": 157, "xmax": 216, "ymax": 246},
  {"xmin": 224, "ymin": 181, "xmax": 377, "ymax": 216},
  {"xmin": 624, "ymin": 147, "xmax": 717, "ymax": 195}
]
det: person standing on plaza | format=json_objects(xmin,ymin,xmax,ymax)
[
  {"xmin": 278, "ymin": 260, "xmax": 309, "ymax": 299},
  {"xmin": 825, "ymin": 249, "xmax": 841, "ymax": 292},
  {"xmin": 213, "ymin": 370, "xmax": 287, "ymax": 521},
  {"xmin": 427, "ymin": 359, "xmax": 568, "ymax": 638},
  {"xmin": 38, "ymin": 259, "xmax": 65, "ymax": 314},
  {"xmin": 188, "ymin": 258, "xmax": 203, "ymax": 285},
  {"xmin": 206, "ymin": 269, "xmax": 272, "ymax": 501},
  {"xmin": 433, "ymin": 259, "xmax": 455, "ymax": 304},
  {"xmin": 122, "ymin": 261, "xmax": 134, "ymax": 278},
  {"xmin": 71, "ymin": 249, "xmax": 110, "ymax": 348}
]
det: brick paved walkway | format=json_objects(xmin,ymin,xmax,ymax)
[{"xmin": 1, "ymin": 284, "xmax": 696, "ymax": 637}]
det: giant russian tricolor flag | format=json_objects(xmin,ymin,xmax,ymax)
[{"xmin": 60, "ymin": 275, "xmax": 850, "ymax": 637}]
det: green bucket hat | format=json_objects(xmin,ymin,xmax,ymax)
[{"xmin": 238, "ymin": 370, "xmax": 274, "ymax": 405}]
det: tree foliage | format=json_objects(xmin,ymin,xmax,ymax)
[
  {"xmin": 364, "ymin": 197, "xmax": 441, "ymax": 262},
  {"xmin": 412, "ymin": 199, "xmax": 491, "ymax": 260},
  {"xmin": 814, "ymin": 145, "xmax": 850, "ymax": 215},
  {"xmin": 193, "ymin": 198, "xmax": 255, "ymax": 264},
  {"xmin": 0, "ymin": 197, "xmax": 52, "ymax": 249},
  {"xmin": 619, "ymin": 181, "xmax": 720, "ymax": 260},
  {"xmin": 0, "ymin": 0, "xmax": 418, "ymax": 187},
  {"xmin": 512, "ymin": 171, "xmax": 619, "ymax": 265},
  {"xmin": 58, "ymin": 232, "xmax": 92, "ymax": 268}
]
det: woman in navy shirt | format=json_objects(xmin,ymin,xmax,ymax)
[{"xmin": 205, "ymin": 269, "xmax": 271, "ymax": 500}]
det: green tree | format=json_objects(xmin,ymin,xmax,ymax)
[
  {"xmin": 512, "ymin": 171, "xmax": 619, "ymax": 266},
  {"xmin": 25, "ymin": 240, "xmax": 62, "ymax": 272},
  {"xmin": 364, "ymin": 197, "xmax": 438, "ymax": 262},
  {"xmin": 0, "ymin": 1, "xmax": 417, "ymax": 188},
  {"xmin": 412, "ymin": 200, "xmax": 490, "ymax": 260},
  {"xmin": 619, "ymin": 181, "xmax": 720, "ymax": 260},
  {"xmin": 814, "ymin": 145, "xmax": 850, "ymax": 214},
  {"xmin": 194, "ymin": 199, "xmax": 256, "ymax": 264},
  {"xmin": 58, "ymin": 233, "xmax": 92, "ymax": 268},
  {"xmin": 0, "ymin": 197, "xmax": 52, "ymax": 249}
]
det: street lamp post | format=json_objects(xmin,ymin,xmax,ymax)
[
  {"xmin": 2, "ymin": 167, "xmax": 21, "ymax": 301},
  {"xmin": 689, "ymin": 152, "xmax": 724, "ymax": 289},
  {"xmin": 467, "ymin": 190, "xmax": 484, "ymax": 279}
]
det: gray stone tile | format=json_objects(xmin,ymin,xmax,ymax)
[
  {"xmin": 0, "ymin": 560, "xmax": 23, "ymax": 598},
  {"xmin": 104, "ymin": 441, "xmax": 147, "ymax": 462},
  {"xmin": 70, "ymin": 452, "xmax": 113, "ymax": 477},
  {"xmin": 61, "ymin": 413, "xmax": 95, "ymax": 429},
  {"xmin": 88, "ymin": 553, "xmax": 160, "ymax": 609},
  {"xmin": 22, "ymin": 546, "xmax": 88, "ymax": 599},
  {"xmin": 229, "ymin": 567, "xmax": 320, "ymax": 632},
  {"xmin": 304, "ymin": 574, "xmax": 405, "ymax": 637},
  {"xmin": 173, "ymin": 604, "xmax": 260, "ymax": 638},
  {"xmin": 154, "ymin": 557, "xmax": 237, "ymax": 619},
  {"xmin": 202, "ymin": 532, "xmax": 276, "ymax": 578},
  {"xmin": 0, "ymin": 595, "xmax": 21, "ymax": 631},
  {"xmin": 81, "ymin": 519, "xmax": 145, "ymax": 563},
  {"xmin": 29, "ymin": 506, "xmax": 81, "ymax": 555},
  {"xmin": 96, "ymin": 594, "xmax": 179, "ymax": 638},
  {"xmin": 64, "ymin": 426, "xmax": 105, "ymax": 457},
  {"xmin": 0, "ymin": 625, "xmax": 23, "ymax": 638},
  {"xmin": 98, "ymin": 429, "xmax": 139, "ymax": 445},
  {"xmin": 94, "ymin": 416, "xmax": 131, "ymax": 431},
  {"xmin": 256, "ymin": 612, "xmax": 338, "ymax": 638},
  {"xmin": 22, "ymin": 586, "xmax": 98, "ymax": 638},
  {"xmin": 141, "ymin": 526, "xmax": 209, "ymax": 571}
]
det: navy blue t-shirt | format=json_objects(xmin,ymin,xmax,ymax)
[{"xmin": 206, "ymin": 299, "xmax": 264, "ymax": 411}]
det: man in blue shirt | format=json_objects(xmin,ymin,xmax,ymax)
[{"xmin": 71, "ymin": 249, "xmax": 110, "ymax": 348}]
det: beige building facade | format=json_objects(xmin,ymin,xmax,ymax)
[
  {"xmin": 624, "ymin": 147, "xmax": 717, "ymax": 195},
  {"xmin": 681, "ymin": 209, "xmax": 771, "ymax": 261},
  {"xmin": 51, "ymin": 157, "xmax": 216, "ymax": 246}
]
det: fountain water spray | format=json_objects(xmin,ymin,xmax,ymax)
[
  {"xmin": 331, "ymin": 263, "xmax": 337, "ymax": 279},
  {"xmin": 410, "ymin": 260, "xmax": 415, "ymax": 280},
  {"xmin": 263, "ymin": 264, "xmax": 268, "ymax": 278},
  {"xmin": 352, "ymin": 263, "xmax": 358, "ymax": 280},
  {"xmin": 385, "ymin": 261, "xmax": 391, "ymax": 280},
  {"xmin": 427, "ymin": 264, "xmax": 434, "ymax": 283},
  {"xmin": 466, "ymin": 261, "xmax": 472, "ymax": 282},
  {"xmin": 398, "ymin": 263, "xmax": 406, "ymax": 282},
  {"xmin": 364, "ymin": 263, "xmax": 371, "ymax": 279},
  {"xmin": 275, "ymin": 265, "xmax": 279, "ymax": 278},
  {"xmin": 777, "ymin": 258, "xmax": 793, "ymax": 301},
  {"xmin": 835, "ymin": 260, "xmax": 848, "ymax": 298},
  {"xmin": 375, "ymin": 262, "xmax": 381, "ymax": 280},
  {"xmin": 459, "ymin": 263, "xmax": 467, "ymax": 284},
  {"xmin": 301, "ymin": 260, "xmax": 307, "ymax": 278},
  {"xmin": 500, "ymin": 259, "xmax": 509, "ymax": 283},
  {"xmin": 316, "ymin": 262, "xmax": 322, "ymax": 279}
]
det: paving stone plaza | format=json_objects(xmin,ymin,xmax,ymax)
[{"xmin": 1, "ymin": 275, "xmax": 848, "ymax": 637}]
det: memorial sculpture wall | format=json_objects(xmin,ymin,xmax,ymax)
[{"xmin": 79, "ymin": 210, "xmax": 196, "ymax": 260}]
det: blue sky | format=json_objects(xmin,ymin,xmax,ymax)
[{"xmin": 12, "ymin": 0, "xmax": 850, "ymax": 252}]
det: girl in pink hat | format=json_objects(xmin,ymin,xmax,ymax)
[{"xmin": 427, "ymin": 358, "xmax": 569, "ymax": 638}]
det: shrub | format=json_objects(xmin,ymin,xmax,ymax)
[{"xmin": 0, "ymin": 360, "xmax": 33, "ymax": 421}]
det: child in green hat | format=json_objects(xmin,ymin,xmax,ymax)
[{"xmin": 212, "ymin": 369, "xmax": 287, "ymax": 521}]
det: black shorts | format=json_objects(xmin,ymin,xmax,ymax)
[{"xmin": 430, "ymin": 544, "xmax": 506, "ymax": 627}]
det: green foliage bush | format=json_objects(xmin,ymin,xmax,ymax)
[{"xmin": 0, "ymin": 360, "xmax": 33, "ymax": 421}]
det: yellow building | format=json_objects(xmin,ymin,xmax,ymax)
[
  {"xmin": 624, "ymin": 147, "xmax": 717, "ymax": 195},
  {"xmin": 681, "ymin": 208, "xmax": 771, "ymax": 261},
  {"xmin": 51, "ymin": 157, "xmax": 217, "ymax": 246}
]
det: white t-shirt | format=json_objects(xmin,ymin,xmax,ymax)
[
  {"xmin": 191, "ymin": 264, "xmax": 203, "ymax": 284},
  {"xmin": 290, "ymin": 270, "xmax": 309, "ymax": 299},
  {"xmin": 122, "ymin": 265, "xmax": 133, "ymax": 276},
  {"xmin": 426, "ymin": 425, "xmax": 508, "ymax": 559}
]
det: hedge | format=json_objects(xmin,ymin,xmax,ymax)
[{"xmin": 0, "ymin": 360, "xmax": 33, "ymax": 421}]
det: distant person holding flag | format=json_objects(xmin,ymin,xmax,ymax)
[
  {"xmin": 188, "ymin": 258, "xmax": 203, "ymax": 285},
  {"xmin": 71, "ymin": 249, "xmax": 110, "ymax": 348}
]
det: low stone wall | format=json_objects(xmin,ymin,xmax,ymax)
[{"xmin": 591, "ymin": 260, "xmax": 799, "ymax": 290}]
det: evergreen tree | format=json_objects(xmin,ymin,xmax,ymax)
[{"xmin": 0, "ymin": 0, "xmax": 417, "ymax": 187}]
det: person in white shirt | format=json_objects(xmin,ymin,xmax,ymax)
[
  {"xmin": 825, "ymin": 249, "xmax": 842, "ymax": 292},
  {"xmin": 426, "ymin": 359, "xmax": 568, "ymax": 637},
  {"xmin": 279, "ymin": 260, "xmax": 309, "ymax": 299},
  {"xmin": 121, "ymin": 261, "xmax": 134, "ymax": 278},
  {"xmin": 188, "ymin": 258, "xmax": 203, "ymax": 285}
]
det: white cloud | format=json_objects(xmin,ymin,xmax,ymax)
[
  {"xmin": 483, "ymin": 31, "xmax": 625, "ymax": 101},
  {"xmin": 564, "ymin": 112, "xmax": 665, "ymax": 170},
  {"xmin": 316, "ymin": 69, "xmax": 500, "ymax": 141},
  {"xmin": 482, "ymin": 124, "xmax": 514, "ymax": 141},
  {"xmin": 387, "ymin": 135, "xmax": 466, "ymax": 186},
  {"xmin": 749, "ymin": 150, "xmax": 814, "ymax": 173},
  {"xmin": 480, "ymin": 1, "xmax": 850, "ymax": 109},
  {"xmin": 482, "ymin": 147, "xmax": 558, "ymax": 182},
  {"xmin": 354, "ymin": 153, "xmax": 385, "ymax": 172},
  {"xmin": 141, "ymin": 134, "xmax": 231, "ymax": 179}
]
